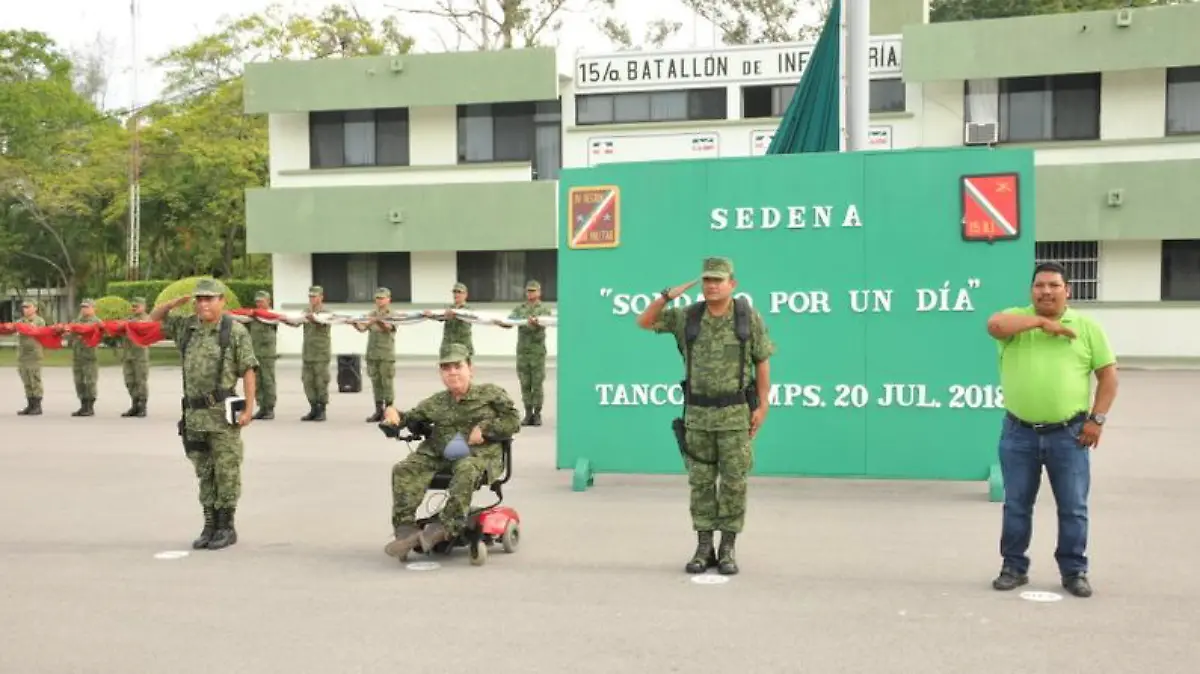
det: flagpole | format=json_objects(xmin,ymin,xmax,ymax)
[
  {"xmin": 846, "ymin": 0, "xmax": 870, "ymax": 151},
  {"xmin": 838, "ymin": 0, "xmax": 848, "ymax": 152}
]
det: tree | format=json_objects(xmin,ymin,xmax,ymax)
[
  {"xmin": 391, "ymin": 0, "xmax": 623, "ymax": 50},
  {"xmin": 69, "ymin": 32, "xmax": 115, "ymax": 110},
  {"xmin": 667, "ymin": 0, "xmax": 833, "ymax": 45},
  {"xmin": 929, "ymin": 0, "xmax": 1194, "ymax": 22}
]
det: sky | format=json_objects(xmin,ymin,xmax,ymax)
[{"xmin": 0, "ymin": 0, "xmax": 822, "ymax": 113}]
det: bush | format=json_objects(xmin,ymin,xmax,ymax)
[
  {"xmin": 93, "ymin": 296, "xmax": 132, "ymax": 321},
  {"xmin": 154, "ymin": 277, "xmax": 242, "ymax": 318},
  {"xmin": 108, "ymin": 278, "xmax": 270, "ymax": 308}
]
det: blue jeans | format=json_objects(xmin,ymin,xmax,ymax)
[{"xmin": 997, "ymin": 413, "xmax": 1091, "ymax": 577}]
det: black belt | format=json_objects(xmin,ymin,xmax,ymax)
[
  {"xmin": 686, "ymin": 391, "xmax": 748, "ymax": 408},
  {"xmin": 183, "ymin": 390, "xmax": 235, "ymax": 410},
  {"xmin": 1006, "ymin": 411, "xmax": 1087, "ymax": 433}
]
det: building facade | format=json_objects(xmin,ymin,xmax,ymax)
[{"xmin": 243, "ymin": 0, "xmax": 1200, "ymax": 360}]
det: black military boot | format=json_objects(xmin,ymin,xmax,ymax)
[
  {"xmin": 72, "ymin": 399, "xmax": 95, "ymax": 417},
  {"xmin": 530, "ymin": 406, "xmax": 543, "ymax": 426},
  {"xmin": 134, "ymin": 399, "xmax": 147, "ymax": 417},
  {"xmin": 521, "ymin": 407, "xmax": 533, "ymax": 426},
  {"xmin": 121, "ymin": 398, "xmax": 138, "ymax": 417},
  {"xmin": 17, "ymin": 397, "xmax": 33, "ymax": 415},
  {"xmin": 192, "ymin": 506, "xmax": 217, "ymax": 549},
  {"xmin": 26, "ymin": 397, "xmax": 42, "ymax": 416},
  {"xmin": 717, "ymin": 532, "xmax": 739, "ymax": 575},
  {"xmin": 311, "ymin": 403, "xmax": 327, "ymax": 422},
  {"xmin": 301, "ymin": 404, "xmax": 317, "ymax": 421},
  {"xmin": 366, "ymin": 401, "xmax": 383, "ymax": 423},
  {"xmin": 254, "ymin": 407, "xmax": 274, "ymax": 420},
  {"xmin": 684, "ymin": 531, "xmax": 717, "ymax": 574},
  {"xmin": 207, "ymin": 508, "xmax": 238, "ymax": 550}
]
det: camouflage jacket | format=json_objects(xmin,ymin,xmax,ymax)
[
  {"xmin": 508, "ymin": 301, "xmax": 554, "ymax": 355},
  {"xmin": 302, "ymin": 306, "xmax": 332, "ymax": 362},
  {"xmin": 69, "ymin": 314, "xmax": 102, "ymax": 363},
  {"xmin": 364, "ymin": 307, "xmax": 396, "ymax": 361},
  {"xmin": 440, "ymin": 304, "xmax": 474, "ymax": 353},
  {"xmin": 122, "ymin": 312, "xmax": 151, "ymax": 363},
  {"xmin": 652, "ymin": 304, "xmax": 775, "ymax": 431},
  {"xmin": 402, "ymin": 383, "xmax": 521, "ymax": 459},
  {"xmin": 248, "ymin": 317, "xmax": 277, "ymax": 361},
  {"xmin": 163, "ymin": 314, "xmax": 259, "ymax": 433},
  {"xmin": 16, "ymin": 315, "xmax": 45, "ymax": 363}
]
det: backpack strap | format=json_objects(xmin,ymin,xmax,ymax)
[{"xmin": 215, "ymin": 314, "xmax": 233, "ymax": 393}]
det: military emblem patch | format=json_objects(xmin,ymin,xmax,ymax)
[
  {"xmin": 567, "ymin": 185, "xmax": 620, "ymax": 249},
  {"xmin": 961, "ymin": 173, "xmax": 1020, "ymax": 242}
]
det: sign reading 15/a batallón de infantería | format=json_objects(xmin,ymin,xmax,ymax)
[{"xmin": 574, "ymin": 36, "xmax": 902, "ymax": 91}]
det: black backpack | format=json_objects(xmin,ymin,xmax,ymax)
[
  {"xmin": 178, "ymin": 314, "xmax": 234, "ymax": 394},
  {"xmin": 679, "ymin": 296, "xmax": 755, "ymax": 406}
]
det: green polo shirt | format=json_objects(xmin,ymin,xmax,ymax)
[{"xmin": 995, "ymin": 305, "xmax": 1116, "ymax": 424}]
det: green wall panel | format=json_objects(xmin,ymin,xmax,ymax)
[
  {"xmin": 1035, "ymin": 158, "xmax": 1200, "ymax": 241},
  {"xmin": 244, "ymin": 48, "xmax": 559, "ymax": 114},
  {"xmin": 557, "ymin": 147, "xmax": 1035, "ymax": 492},
  {"xmin": 904, "ymin": 3, "xmax": 1200, "ymax": 82},
  {"xmin": 871, "ymin": 0, "xmax": 927, "ymax": 35},
  {"xmin": 245, "ymin": 181, "xmax": 557, "ymax": 253}
]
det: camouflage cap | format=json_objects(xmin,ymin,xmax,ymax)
[
  {"xmin": 701, "ymin": 256, "xmax": 734, "ymax": 280},
  {"xmin": 374, "ymin": 287, "xmax": 391, "ymax": 299},
  {"xmin": 254, "ymin": 290, "xmax": 271, "ymax": 301},
  {"xmin": 525, "ymin": 280, "xmax": 541, "ymax": 291},
  {"xmin": 452, "ymin": 282, "xmax": 467, "ymax": 293},
  {"xmin": 192, "ymin": 278, "xmax": 225, "ymax": 297},
  {"xmin": 131, "ymin": 296, "xmax": 147, "ymax": 305},
  {"xmin": 80, "ymin": 298, "xmax": 95, "ymax": 307},
  {"xmin": 438, "ymin": 342, "xmax": 472, "ymax": 364},
  {"xmin": 308, "ymin": 285, "xmax": 324, "ymax": 297},
  {"xmin": 20, "ymin": 299, "xmax": 35, "ymax": 308}
]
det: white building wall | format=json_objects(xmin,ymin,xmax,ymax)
[{"xmin": 264, "ymin": 106, "xmax": 557, "ymax": 359}]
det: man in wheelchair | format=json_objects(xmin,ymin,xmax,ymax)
[{"xmin": 378, "ymin": 342, "xmax": 522, "ymax": 559}]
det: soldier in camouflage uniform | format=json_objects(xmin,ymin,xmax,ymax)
[
  {"xmin": 502, "ymin": 280, "xmax": 554, "ymax": 426},
  {"xmin": 68, "ymin": 299, "xmax": 102, "ymax": 418},
  {"xmin": 355, "ymin": 287, "xmax": 396, "ymax": 423},
  {"xmin": 638, "ymin": 257, "xmax": 775, "ymax": 576},
  {"xmin": 301, "ymin": 285, "xmax": 332, "ymax": 422},
  {"xmin": 15, "ymin": 300, "xmax": 45, "ymax": 416},
  {"xmin": 424, "ymin": 282, "xmax": 474, "ymax": 357},
  {"xmin": 149, "ymin": 278, "xmax": 258, "ymax": 551},
  {"xmin": 380, "ymin": 342, "xmax": 521, "ymax": 558},
  {"xmin": 120, "ymin": 297, "xmax": 151, "ymax": 418},
  {"xmin": 249, "ymin": 290, "xmax": 278, "ymax": 421}
]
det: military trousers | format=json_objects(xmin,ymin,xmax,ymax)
[
  {"xmin": 255, "ymin": 357, "xmax": 278, "ymax": 409},
  {"xmin": 683, "ymin": 428, "xmax": 754, "ymax": 534},
  {"xmin": 366, "ymin": 358, "xmax": 395, "ymax": 403},
  {"xmin": 516, "ymin": 352, "xmax": 547, "ymax": 407},
  {"xmin": 301, "ymin": 359, "xmax": 330, "ymax": 405},
  {"xmin": 19, "ymin": 362, "xmax": 43, "ymax": 398},
  {"xmin": 73, "ymin": 359, "xmax": 98, "ymax": 401},
  {"xmin": 123, "ymin": 358, "xmax": 149, "ymax": 400},
  {"xmin": 185, "ymin": 426, "xmax": 245, "ymax": 509},
  {"xmin": 391, "ymin": 448, "xmax": 501, "ymax": 535}
]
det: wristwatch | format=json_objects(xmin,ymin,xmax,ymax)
[
  {"xmin": 660, "ymin": 288, "xmax": 672, "ymax": 301},
  {"xmin": 1088, "ymin": 413, "xmax": 1106, "ymax": 425}
]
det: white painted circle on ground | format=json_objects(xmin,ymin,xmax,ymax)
[
  {"xmin": 1019, "ymin": 590, "xmax": 1063, "ymax": 603},
  {"xmin": 153, "ymin": 551, "xmax": 189, "ymax": 560},
  {"xmin": 690, "ymin": 575, "xmax": 730, "ymax": 585},
  {"xmin": 406, "ymin": 561, "xmax": 440, "ymax": 572}
]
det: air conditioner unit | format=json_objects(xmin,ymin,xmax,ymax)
[{"xmin": 964, "ymin": 122, "xmax": 999, "ymax": 146}]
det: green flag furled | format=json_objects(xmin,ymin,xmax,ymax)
[{"xmin": 766, "ymin": 0, "xmax": 843, "ymax": 154}]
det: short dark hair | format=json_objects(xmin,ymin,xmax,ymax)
[{"xmin": 1032, "ymin": 261, "xmax": 1069, "ymax": 284}]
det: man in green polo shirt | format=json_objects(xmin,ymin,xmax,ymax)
[{"xmin": 986, "ymin": 261, "xmax": 1118, "ymax": 599}]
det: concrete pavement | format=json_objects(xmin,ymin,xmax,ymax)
[{"xmin": 1, "ymin": 363, "xmax": 1197, "ymax": 673}]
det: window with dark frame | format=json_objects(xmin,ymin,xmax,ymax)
[
  {"xmin": 311, "ymin": 252, "xmax": 413, "ymax": 303},
  {"xmin": 1161, "ymin": 240, "xmax": 1200, "ymax": 301},
  {"xmin": 575, "ymin": 88, "xmax": 728, "ymax": 126},
  {"xmin": 741, "ymin": 78, "xmax": 906, "ymax": 118},
  {"xmin": 1035, "ymin": 240, "xmax": 1099, "ymax": 301},
  {"xmin": 309, "ymin": 108, "xmax": 410, "ymax": 169},
  {"xmin": 963, "ymin": 73, "xmax": 1101, "ymax": 143},
  {"xmin": 455, "ymin": 250, "xmax": 558, "ymax": 303},
  {"xmin": 456, "ymin": 100, "xmax": 562, "ymax": 180},
  {"xmin": 1166, "ymin": 66, "xmax": 1200, "ymax": 136}
]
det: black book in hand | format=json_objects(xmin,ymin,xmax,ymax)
[{"xmin": 224, "ymin": 397, "xmax": 246, "ymax": 425}]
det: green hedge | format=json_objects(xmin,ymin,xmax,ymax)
[{"xmin": 108, "ymin": 278, "xmax": 271, "ymax": 308}]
